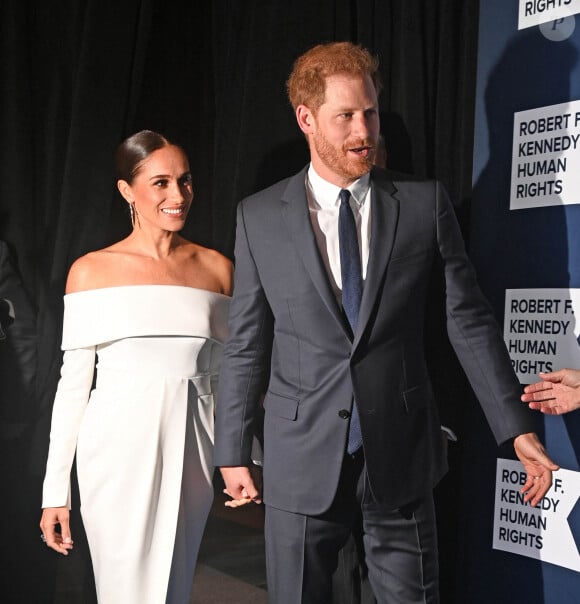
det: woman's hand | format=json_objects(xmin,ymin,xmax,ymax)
[{"xmin": 40, "ymin": 507, "xmax": 74, "ymax": 555}]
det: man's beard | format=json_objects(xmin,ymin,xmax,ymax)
[{"xmin": 313, "ymin": 130, "xmax": 376, "ymax": 182}]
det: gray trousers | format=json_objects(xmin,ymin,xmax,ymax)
[{"xmin": 264, "ymin": 453, "xmax": 439, "ymax": 604}]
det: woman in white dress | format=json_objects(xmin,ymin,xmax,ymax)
[{"xmin": 39, "ymin": 130, "xmax": 233, "ymax": 603}]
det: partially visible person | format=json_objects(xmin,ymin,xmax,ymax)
[
  {"xmin": 522, "ymin": 368, "xmax": 580, "ymax": 414},
  {"xmin": 0, "ymin": 297, "xmax": 14, "ymax": 340},
  {"xmin": 0, "ymin": 242, "xmax": 43, "ymax": 602},
  {"xmin": 39, "ymin": 130, "xmax": 233, "ymax": 604},
  {"xmin": 0, "ymin": 241, "xmax": 24, "ymax": 342},
  {"xmin": 0, "ymin": 240, "xmax": 36, "ymax": 435}
]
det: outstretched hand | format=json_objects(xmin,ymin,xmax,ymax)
[
  {"xmin": 513, "ymin": 432, "xmax": 559, "ymax": 506},
  {"xmin": 521, "ymin": 369, "xmax": 580, "ymax": 415}
]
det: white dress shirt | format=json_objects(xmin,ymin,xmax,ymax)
[{"xmin": 306, "ymin": 165, "xmax": 371, "ymax": 304}]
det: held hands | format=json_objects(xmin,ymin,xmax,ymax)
[
  {"xmin": 513, "ymin": 432, "xmax": 559, "ymax": 506},
  {"xmin": 521, "ymin": 369, "xmax": 580, "ymax": 415},
  {"xmin": 39, "ymin": 507, "xmax": 74, "ymax": 555},
  {"xmin": 220, "ymin": 465, "xmax": 263, "ymax": 508}
]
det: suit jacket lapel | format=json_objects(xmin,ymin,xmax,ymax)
[
  {"xmin": 353, "ymin": 171, "xmax": 400, "ymax": 349},
  {"xmin": 280, "ymin": 168, "xmax": 348, "ymax": 333}
]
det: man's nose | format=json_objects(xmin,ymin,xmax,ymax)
[{"xmin": 352, "ymin": 114, "xmax": 371, "ymax": 139}]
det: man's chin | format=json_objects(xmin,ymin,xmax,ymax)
[
  {"xmin": 345, "ymin": 158, "xmax": 373, "ymax": 179},
  {"xmin": 317, "ymin": 155, "xmax": 373, "ymax": 183}
]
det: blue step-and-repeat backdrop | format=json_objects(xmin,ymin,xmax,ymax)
[{"xmin": 465, "ymin": 1, "xmax": 580, "ymax": 602}]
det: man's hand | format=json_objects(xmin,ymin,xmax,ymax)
[
  {"xmin": 220, "ymin": 465, "xmax": 262, "ymax": 508},
  {"xmin": 521, "ymin": 369, "xmax": 580, "ymax": 415},
  {"xmin": 513, "ymin": 432, "xmax": 559, "ymax": 506}
]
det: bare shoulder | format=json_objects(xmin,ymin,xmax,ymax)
[
  {"xmin": 199, "ymin": 245, "xmax": 232, "ymax": 271},
  {"xmin": 182, "ymin": 241, "xmax": 233, "ymax": 295},
  {"xmin": 65, "ymin": 243, "xmax": 129, "ymax": 293},
  {"xmin": 66, "ymin": 251, "xmax": 105, "ymax": 293}
]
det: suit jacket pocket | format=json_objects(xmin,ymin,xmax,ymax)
[
  {"xmin": 402, "ymin": 383, "xmax": 431, "ymax": 414},
  {"xmin": 389, "ymin": 248, "xmax": 430, "ymax": 266},
  {"xmin": 264, "ymin": 391, "xmax": 299, "ymax": 420}
]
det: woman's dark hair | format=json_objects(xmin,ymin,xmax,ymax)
[{"xmin": 115, "ymin": 130, "xmax": 171, "ymax": 183}]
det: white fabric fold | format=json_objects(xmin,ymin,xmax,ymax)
[{"xmin": 62, "ymin": 285, "xmax": 230, "ymax": 349}]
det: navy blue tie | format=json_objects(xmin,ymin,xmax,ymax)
[{"xmin": 338, "ymin": 188, "xmax": 363, "ymax": 454}]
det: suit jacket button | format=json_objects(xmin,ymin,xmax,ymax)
[{"xmin": 338, "ymin": 409, "xmax": 351, "ymax": 419}]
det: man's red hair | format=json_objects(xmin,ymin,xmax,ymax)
[{"xmin": 286, "ymin": 41, "xmax": 381, "ymax": 113}]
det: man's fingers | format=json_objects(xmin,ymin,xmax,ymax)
[
  {"xmin": 220, "ymin": 466, "xmax": 262, "ymax": 507},
  {"xmin": 521, "ymin": 471, "xmax": 552, "ymax": 506}
]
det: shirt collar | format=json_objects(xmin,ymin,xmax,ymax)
[{"xmin": 307, "ymin": 164, "xmax": 371, "ymax": 209}]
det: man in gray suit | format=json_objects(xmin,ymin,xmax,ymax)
[{"xmin": 214, "ymin": 42, "xmax": 557, "ymax": 603}]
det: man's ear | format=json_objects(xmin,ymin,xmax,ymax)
[{"xmin": 296, "ymin": 105, "xmax": 315, "ymax": 135}]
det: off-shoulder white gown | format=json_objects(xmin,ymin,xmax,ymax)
[{"xmin": 42, "ymin": 285, "xmax": 230, "ymax": 604}]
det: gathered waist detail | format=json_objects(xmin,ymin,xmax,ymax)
[
  {"xmin": 97, "ymin": 336, "xmax": 217, "ymax": 373},
  {"xmin": 94, "ymin": 366, "xmax": 214, "ymax": 397}
]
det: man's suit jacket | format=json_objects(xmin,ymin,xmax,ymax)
[{"xmin": 214, "ymin": 166, "xmax": 536, "ymax": 515}]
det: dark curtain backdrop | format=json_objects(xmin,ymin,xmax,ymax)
[{"xmin": 1, "ymin": 1, "xmax": 478, "ymax": 602}]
